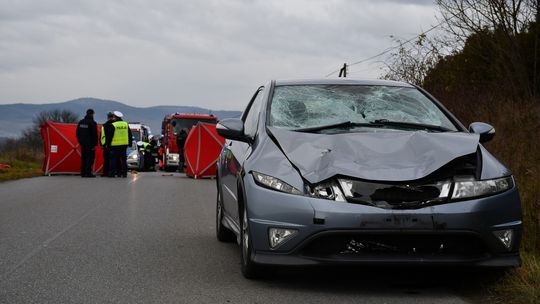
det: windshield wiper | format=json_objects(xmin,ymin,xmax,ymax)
[
  {"xmin": 369, "ymin": 119, "xmax": 452, "ymax": 132},
  {"xmin": 293, "ymin": 121, "xmax": 383, "ymax": 133},
  {"xmin": 293, "ymin": 120, "xmax": 452, "ymax": 133}
]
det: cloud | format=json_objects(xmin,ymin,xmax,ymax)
[{"xmin": 0, "ymin": 0, "xmax": 438, "ymax": 110}]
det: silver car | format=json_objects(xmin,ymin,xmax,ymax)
[{"xmin": 215, "ymin": 79, "xmax": 522, "ymax": 278}]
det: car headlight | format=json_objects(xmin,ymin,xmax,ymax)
[
  {"xmin": 452, "ymin": 176, "xmax": 514, "ymax": 199},
  {"xmin": 251, "ymin": 171, "xmax": 347, "ymax": 201},
  {"xmin": 128, "ymin": 151, "xmax": 138, "ymax": 160},
  {"xmin": 310, "ymin": 181, "xmax": 346, "ymax": 202},
  {"xmin": 251, "ymin": 171, "xmax": 303, "ymax": 195}
]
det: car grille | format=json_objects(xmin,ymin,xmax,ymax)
[{"xmin": 300, "ymin": 233, "xmax": 486, "ymax": 259}]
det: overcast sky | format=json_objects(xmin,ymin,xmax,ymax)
[{"xmin": 0, "ymin": 0, "xmax": 438, "ymax": 110}]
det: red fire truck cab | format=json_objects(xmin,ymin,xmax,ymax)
[{"xmin": 160, "ymin": 113, "xmax": 218, "ymax": 171}]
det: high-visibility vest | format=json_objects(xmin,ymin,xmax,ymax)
[
  {"xmin": 142, "ymin": 142, "xmax": 151, "ymax": 152},
  {"xmin": 100, "ymin": 126, "xmax": 106, "ymax": 146},
  {"xmin": 111, "ymin": 121, "xmax": 129, "ymax": 146}
]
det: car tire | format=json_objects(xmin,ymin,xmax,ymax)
[
  {"xmin": 240, "ymin": 204, "xmax": 264, "ymax": 279},
  {"xmin": 216, "ymin": 185, "xmax": 235, "ymax": 242}
]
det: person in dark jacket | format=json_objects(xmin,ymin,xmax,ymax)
[
  {"xmin": 76, "ymin": 109, "xmax": 98, "ymax": 177},
  {"xmin": 100, "ymin": 112, "xmax": 115, "ymax": 177},
  {"xmin": 176, "ymin": 129, "xmax": 188, "ymax": 171}
]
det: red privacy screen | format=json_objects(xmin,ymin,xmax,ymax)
[
  {"xmin": 184, "ymin": 122, "xmax": 225, "ymax": 179},
  {"xmin": 41, "ymin": 120, "xmax": 103, "ymax": 175}
]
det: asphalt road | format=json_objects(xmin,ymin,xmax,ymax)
[{"xmin": 0, "ymin": 172, "xmax": 484, "ymax": 303}]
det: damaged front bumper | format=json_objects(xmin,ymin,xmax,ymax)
[{"xmin": 244, "ymin": 176, "xmax": 522, "ymax": 267}]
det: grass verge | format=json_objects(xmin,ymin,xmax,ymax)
[
  {"xmin": 482, "ymin": 102, "xmax": 540, "ymax": 304},
  {"xmin": 443, "ymin": 99, "xmax": 540, "ymax": 303},
  {"xmin": 488, "ymin": 253, "xmax": 540, "ymax": 303},
  {"xmin": 0, "ymin": 150, "xmax": 43, "ymax": 182}
]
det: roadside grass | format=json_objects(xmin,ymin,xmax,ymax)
[
  {"xmin": 0, "ymin": 150, "xmax": 43, "ymax": 182},
  {"xmin": 489, "ymin": 253, "xmax": 540, "ymax": 304},
  {"xmin": 447, "ymin": 99, "xmax": 540, "ymax": 303}
]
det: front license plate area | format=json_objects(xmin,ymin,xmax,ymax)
[{"xmin": 360, "ymin": 214, "xmax": 434, "ymax": 230}]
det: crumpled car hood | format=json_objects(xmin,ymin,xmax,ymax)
[{"xmin": 267, "ymin": 127, "xmax": 481, "ymax": 183}]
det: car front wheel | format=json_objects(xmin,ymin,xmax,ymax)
[{"xmin": 240, "ymin": 204, "xmax": 263, "ymax": 279}]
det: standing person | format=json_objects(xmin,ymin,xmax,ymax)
[
  {"xmin": 100, "ymin": 112, "xmax": 115, "ymax": 177},
  {"xmin": 76, "ymin": 109, "xmax": 98, "ymax": 178},
  {"xmin": 158, "ymin": 135, "xmax": 165, "ymax": 169},
  {"xmin": 143, "ymin": 135, "xmax": 159, "ymax": 171},
  {"xmin": 176, "ymin": 129, "xmax": 188, "ymax": 171},
  {"xmin": 106, "ymin": 111, "xmax": 132, "ymax": 178}
]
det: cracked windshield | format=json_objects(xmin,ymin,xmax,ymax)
[{"xmin": 269, "ymin": 85, "xmax": 458, "ymax": 132}]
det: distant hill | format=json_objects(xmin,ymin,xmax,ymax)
[{"xmin": 0, "ymin": 98, "xmax": 242, "ymax": 138}]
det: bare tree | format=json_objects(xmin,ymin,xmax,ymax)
[
  {"xmin": 31, "ymin": 109, "xmax": 79, "ymax": 127},
  {"xmin": 14, "ymin": 109, "xmax": 80, "ymax": 152},
  {"xmin": 436, "ymin": 0, "xmax": 537, "ymax": 97},
  {"xmin": 437, "ymin": 0, "xmax": 533, "ymax": 40},
  {"xmin": 382, "ymin": 34, "xmax": 444, "ymax": 85}
]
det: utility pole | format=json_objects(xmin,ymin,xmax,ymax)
[{"xmin": 338, "ymin": 63, "xmax": 348, "ymax": 77}]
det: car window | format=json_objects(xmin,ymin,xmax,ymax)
[
  {"xmin": 132, "ymin": 130, "xmax": 141, "ymax": 141},
  {"xmin": 243, "ymin": 88, "xmax": 264, "ymax": 137},
  {"xmin": 142, "ymin": 128, "xmax": 148, "ymax": 142},
  {"xmin": 268, "ymin": 85, "xmax": 458, "ymax": 132}
]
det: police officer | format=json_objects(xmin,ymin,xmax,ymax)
[
  {"xmin": 100, "ymin": 112, "xmax": 115, "ymax": 177},
  {"xmin": 143, "ymin": 135, "xmax": 159, "ymax": 171},
  {"xmin": 76, "ymin": 108, "xmax": 98, "ymax": 177},
  {"xmin": 141, "ymin": 140, "xmax": 151, "ymax": 171},
  {"xmin": 105, "ymin": 111, "xmax": 132, "ymax": 177}
]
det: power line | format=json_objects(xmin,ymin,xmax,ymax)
[{"xmin": 325, "ymin": 19, "xmax": 447, "ymax": 78}]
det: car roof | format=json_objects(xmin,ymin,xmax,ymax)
[{"xmin": 274, "ymin": 78, "xmax": 414, "ymax": 87}]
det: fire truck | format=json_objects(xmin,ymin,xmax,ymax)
[{"xmin": 160, "ymin": 113, "xmax": 218, "ymax": 171}]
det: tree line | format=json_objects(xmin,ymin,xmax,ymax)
[{"xmin": 0, "ymin": 109, "xmax": 79, "ymax": 154}]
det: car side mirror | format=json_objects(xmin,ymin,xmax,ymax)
[
  {"xmin": 469, "ymin": 122, "xmax": 495, "ymax": 143},
  {"xmin": 216, "ymin": 118, "xmax": 250, "ymax": 142}
]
